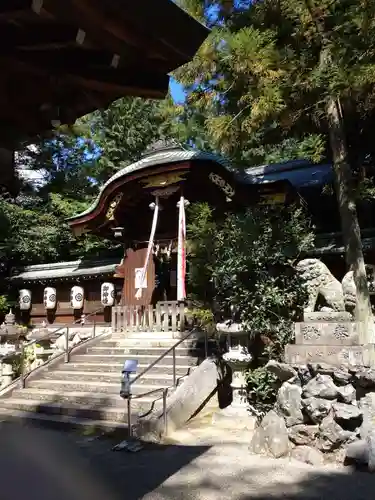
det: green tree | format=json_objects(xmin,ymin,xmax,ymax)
[
  {"xmin": 187, "ymin": 202, "xmax": 313, "ymax": 408},
  {"xmin": 86, "ymin": 97, "xmax": 165, "ymax": 184},
  {"xmin": 4, "ymin": 95, "xmax": 171, "ymax": 271},
  {"xmin": 175, "ymin": 0, "xmax": 375, "ymax": 338},
  {"xmin": 187, "ymin": 203, "xmax": 313, "ymax": 353}
]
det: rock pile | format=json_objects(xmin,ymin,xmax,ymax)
[{"xmin": 249, "ymin": 360, "xmax": 375, "ymax": 470}]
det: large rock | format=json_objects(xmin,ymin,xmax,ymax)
[
  {"xmin": 354, "ymin": 369, "xmax": 375, "ymax": 389},
  {"xmin": 367, "ymin": 431, "xmax": 375, "ymax": 472},
  {"xmin": 336, "ymin": 384, "xmax": 356, "ymax": 404},
  {"xmin": 308, "ymin": 363, "xmax": 334, "ymax": 376},
  {"xmin": 317, "ymin": 415, "xmax": 354, "ymax": 452},
  {"xmin": 249, "ymin": 410, "xmax": 290, "ymax": 458},
  {"xmin": 276, "ymin": 382, "xmax": 303, "ymax": 427},
  {"xmin": 332, "ymin": 368, "xmax": 352, "ymax": 386},
  {"xmin": 291, "ymin": 445, "xmax": 325, "ymax": 466},
  {"xmin": 296, "ymin": 365, "xmax": 312, "ymax": 385},
  {"xmin": 135, "ymin": 358, "xmax": 221, "ymax": 439},
  {"xmin": 345, "ymin": 439, "xmax": 368, "ymax": 465},
  {"xmin": 332, "ymin": 402, "xmax": 363, "ymax": 431},
  {"xmin": 288, "ymin": 424, "xmax": 319, "ymax": 446},
  {"xmin": 303, "ymin": 374, "xmax": 339, "ymax": 400},
  {"xmin": 359, "ymin": 393, "xmax": 375, "ymax": 439},
  {"xmin": 302, "ymin": 397, "xmax": 334, "ymax": 424},
  {"xmin": 265, "ymin": 360, "xmax": 297, "ymax": 382},
  {"xmin": 345, "ymin": 434, "xmax": 375, "ymax": 472}
]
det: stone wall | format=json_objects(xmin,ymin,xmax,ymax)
[{"xmin": 250, "ymin": 360, "xmax": 375, "ymax": 468}]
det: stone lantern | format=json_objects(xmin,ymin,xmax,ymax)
[
  {"xmin": 215, "ymin": 317, "xmax": 254, "ymax": 429},
  {"xmin": 0, "ymin": 309, "xmax": 23, "ymax": 343}
]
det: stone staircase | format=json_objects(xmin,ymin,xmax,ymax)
[{"xmin": 0, "ymin": 330, "xmax": 205, "ymax": 433}]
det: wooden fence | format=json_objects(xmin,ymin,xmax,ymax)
[{"xmin": 112, "ymin": 301, "xmax": 185, "ymax": 332}]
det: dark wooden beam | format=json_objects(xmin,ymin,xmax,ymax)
[
  {"xmin": 103, "ymin": 0, "xmax": 208, "ymax": 60},
  {"xmin": 31, "ymin": 0, "xmax": 182, "ymax": 67},
  {"xmin": 0, "ymin": 48, "xmax": 169, "ymax": 97},
  {"xmin": 75, "ymin": 0, "xmax": 183, "ymax": 62},
  {"xmin": 66, "ymin": 70, "xmax": 168, "ymax": 98},
  {"xmin": 1, "ymin": 23, "xmax": 83, "ymax": 50},
  {"xmin": 0, "ymin": 0, "xmax": 48, "ymax": 21},
  {"xmin": 10, "ymin": 46, "xmax": 173, "ymax": 75},
  {"xmin": 0, "ymin": 0, "xmax": 30, "ymax": 16}
]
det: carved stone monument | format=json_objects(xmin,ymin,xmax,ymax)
[{"xmin": 285, "ymin": 259, "xmax": 375, "ymax": 367}]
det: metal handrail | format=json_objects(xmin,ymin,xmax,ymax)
[
  {"xmin": 131, "ymin": 327, "xmax": 208, "ymax": 387},
  {"xmin": 126, "ymin": 327, "xmax": 209, "ymax": 438},
  {"xmin": 0, "ymin": 307, "xmax": 104, "ymax": 388}
]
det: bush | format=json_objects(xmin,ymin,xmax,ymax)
[
  {"xmin": 246, "ymin": 367, "xmax": 280, "ymax": 418},
  {"xmin": 0, "ymin": 295, "xmax": 9, "ymax": 313},
  {"xmin": 187, "ymin": 202, "xmax": 313, "ymax": 409}
]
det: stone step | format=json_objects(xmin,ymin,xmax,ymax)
[
  {"xmin": 42, "ymin": 370, "xmax": 183, "ymax": 386},
  {"xmin": 0, "ymin": 407, "xmax": 129, "ymax": 434},
  {"xmin": 101, "ymin": 338, "xmax": 200, "ymax": 348},
  {"xmin": 285, "ymin": 344, "xmax": 375, "ymax": 367},
  {"xmin": 86, "ymin": 345, "xmax": 202, "ymax": 356},
  {"xmin": 112, "ymin": 331, "xmax": 177, "ymax": 339},
  {"xmin": 55, "ymin": 362, "xmax": 194, "ymax": 376},
  {"xmin": 8, "ymin": 388, "xmax": 163, "ymax": 410},
  {"xmin": 26, "ymin": 378, "xmax": 172, "ymax": 395},
  {"xmin": 71, "ymin": 353, "xmax": 200, "ymax": 366},
  {"xmin": 294, "ymin": 322, "xmax": 359, "ymax": 346},
  {"xmin": 0, "ymin": 398, "xmax": 138, "ymax": 423}
]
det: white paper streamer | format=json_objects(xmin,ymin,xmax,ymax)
[
  {"xmin": 135, "ymin": 197, "xmax": 159, "ymax": 299},
  {"xmin": 177, "ymin": 196, "xmax": 187, "ymax": 302}
]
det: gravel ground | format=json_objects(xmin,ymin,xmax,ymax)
[{"xmin": 0, "ymin": 419, "xmax": 374, "ymax": 500}]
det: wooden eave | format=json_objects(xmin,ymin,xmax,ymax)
[
  {"xmin": 68, "ymin": 156, "xmax": 295, "ymax": 242},
  {"xmin": 0, "ymin": 0, "xmax": 209, "ymax": 147}
]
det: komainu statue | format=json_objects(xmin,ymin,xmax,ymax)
[
  {"xmin": 296, "ymin": 258, "xmax": 345, "ymax": 312},
  {"xmin": 342, "ymin": 271, "xmax": 356, "ymax": 313},
  {"xmin": 342, "ymin": 266, "xmax": 375, "ymax": 313}
]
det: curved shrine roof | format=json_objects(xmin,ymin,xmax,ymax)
[{"xmin": 68, "ymin": 144, "xmax": 234, "ymax": 222}]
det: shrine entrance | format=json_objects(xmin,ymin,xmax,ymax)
[{"xmin": 68, "ymin": 142, "xmax": 293, "ymax": 332}]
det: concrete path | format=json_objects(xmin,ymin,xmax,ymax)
[{"xmin": 0, "ymin": 419, "xmax": 374, "ymax": 500}]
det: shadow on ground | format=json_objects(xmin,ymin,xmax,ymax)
[{"xmin": 1, "ymin": 415, "xmax": 375, "ymax": 500}]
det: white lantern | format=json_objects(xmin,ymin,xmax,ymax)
[
  {"xmin": 43, "ymin": 287, "xmax": 56, "ymax": 310},
  {"xmin": 19, "ymin": 289, "xmax": 32, "ymax": 311},
  {"xmin": 101, "ymin": 282, "xmax": 115, "ymax": 307},
  {"xmin": 70, "ymin": 286, "xmax": 84, "ymax": 309}
]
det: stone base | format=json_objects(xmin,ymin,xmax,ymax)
[
  {"xmin": 294, "ymin": 322, "xmax": 359, "ymax": 345},
  {"xmin": 285, "ymin": 344, "xmax": 375, "ymax": 367},
  {"xmin": 303, "ymin": 311, "xmax": 352, "ymax": 322}
]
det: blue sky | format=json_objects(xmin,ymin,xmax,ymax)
[{"xmin": 170, "ymin": 78, "xmax": 186, "ymax": 103}]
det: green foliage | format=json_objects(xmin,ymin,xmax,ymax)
[
  {"xmin": 86, "ymin": 97, "xmax": 164, "ymax": 183},
  {"xmin": 0, "ymin": 95, "xmax": 171, "ymax": 281},
  {"xmin": 170, "ymin": 0, "xmax": 375, "ymax": 174},
  {"xmin": 246, "ymin": 367, "xmax": 279, "ymax": 417},
  {"xmin": 188, "ymin": 202, "xmax": 313, "ymax": 354},
  {"xmin": 186, "ymin": 306, "xmax": 216, "ymax": 336},
  {"xmin": 0, "ymin": 295, "xmax": 9, "ymax": 313},
  {"xmin": 187, "ymin": 202, "xmax": 313, "ymax": 408}
]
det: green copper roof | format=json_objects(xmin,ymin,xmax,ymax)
[
  {"xmin": 10, "ymin": 258, "xmax": 119, "ymax": 283},
  {"xmin": 67, "ymin": 144, "xmax": 234, "ymax": 222}
]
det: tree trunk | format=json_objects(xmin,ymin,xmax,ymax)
[{"xmin": 326, "ymin": 97, "xmax": 374, "ymax": 344}]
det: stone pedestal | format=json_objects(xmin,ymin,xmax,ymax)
[
  {"xmin": 285, "ymin": 312, "xmax": 375, "ymax": 367},
  {"xmin": 213, "ymin": 346, "xmax": 254, "ymax": 429},
  {"xmin": 1, "ymin": 363, "xmax": 14, "ymax": 388}
]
